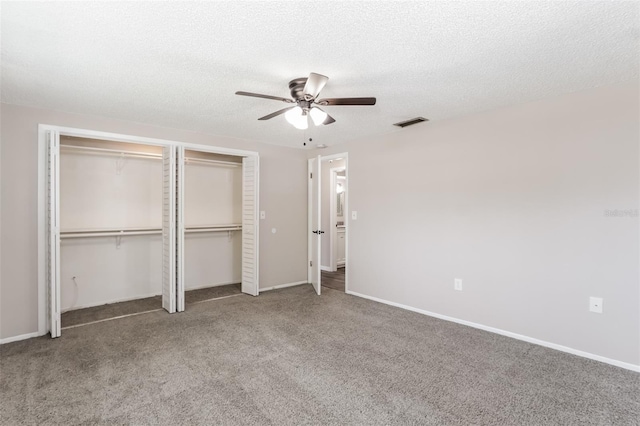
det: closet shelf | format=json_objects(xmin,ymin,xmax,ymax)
[
  {"xmin": 185, "ymin": 157, "xmax": 241, "ymax": 167},
  {"xmin": 61, "ymin": 227, "xmax": 162, "ymax": 239},
  {"xmin": 60, "ymin": 144, "xmax": 162, "ymax": 160}
]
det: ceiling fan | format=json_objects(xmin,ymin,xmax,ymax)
[{"xmin": 235, "ymin": 72, "xmax": 376, "ymax": 130}]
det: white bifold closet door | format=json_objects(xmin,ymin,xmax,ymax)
[
  {"xmin": 162, "ymin": 145, "xmax": 177, "ymax": 313},
  {"xmin": 47, "ymin": 130, "xmax": 62, "ymax": 338},
  {"xmin": 241, "ymin": 156, "xmax": 259, "ymax": 296},
  {"xmin": 176, "ymin": 146, "xmax": 185, "ymax": 312}
]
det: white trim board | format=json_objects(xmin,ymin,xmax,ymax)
[
  {"xmin": 346, "ymin": 290, "xmax": 640, "ymax": 373},
  {"xmin": 184, "ymin": 281, "xmax": 241, "ymax": 291},
  {"xmin": 42, "ymin": 125, "xmax": 258, "ymax": 157},
  {"xmin": 320, "ymin": 266, "xmax": 332, "ymax": 272},
  {"xmin": 260, "ymin": 281, "xmax": 307, "ymax": 292},
  {"xmin": 61, "ymin": 293, "xmax": 163, "ymax": 313},
  {"xmin": 0, "ymin": 332, "xmax": 41, "ymax": 345}
]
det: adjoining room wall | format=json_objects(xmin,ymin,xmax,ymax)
[
  {"xmin": 314, "ymin": 82, "xmax": 640, "ymax": 367},
  {"xmin": 321, "ymin": 158, "xmax": 345, "ymax": 269},
  {"xmin": 0, "ymin": 103, "xmax": 308, "ymax": 340}
]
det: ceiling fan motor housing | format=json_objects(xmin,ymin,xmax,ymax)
[{"xmin": 289, "ymin": 78, "xmax": 309, "ymax": 101}]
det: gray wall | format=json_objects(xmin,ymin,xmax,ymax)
[
  {"xmin": 315, "ymin": 82, "xmax": 640, "ymax": 366},
  {"xmin": 0, "ymin": 103, "xmax": 308, "ymax": 339}
]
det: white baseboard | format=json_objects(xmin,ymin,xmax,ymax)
[
  {"xmin": 185, "ymin": 281, "xmax": 240, "ymax": 291},
  {"xmin": 0, "ymin": 331, "xmax": 42, "ymax": 345},
  {"xmin": 320, "ymin": 265, "xmax": 332, "ymax": 272},
  {"xmin": 346, "ymin": 290, "xmax": 640, "ymax": 373},
  {"xmin": 260, "ymin": 280, "xmax": 307, "ymax": 292},
  {"xmin": 62, "ymin": 292, "xmax": 162, "ymax": 313},
  {"xmin": 64, "ymin": 283, "xmax": 241, "ymax": 312}
]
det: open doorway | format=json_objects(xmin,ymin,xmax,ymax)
[
  {"xmin": 308, "ymin": 153, "xmax": 348, "ymax": 294},
  {"xmin": 322, "ymin": 161, "xmax": 346, "ymax": 291}
]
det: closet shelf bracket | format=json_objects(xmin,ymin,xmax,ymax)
[{"xmin": 115, "ymin": 152, "xmax": 126, "ymax": 175}]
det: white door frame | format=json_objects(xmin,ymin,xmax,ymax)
[
  {"xmin": 37, "ymin": 124, "xmax": 259, "ymax": 336},
  {"xmin": 307, "ymin": 152, "xmax": 349, "ymax": 293}
]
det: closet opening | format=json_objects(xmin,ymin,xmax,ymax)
[
  {"xmin": 59, "ymin": 136, "xmax": 165, "ymax": 328},
  {"xmin": 40, "ymin": 125, "xmax": 260, "ymax": 337},
  {"xmin": 180, "ymin": 149, "xmax": 244, "ymax": 307}
]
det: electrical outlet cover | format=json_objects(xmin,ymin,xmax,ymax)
[{"xmin": 589, "ymin": 297, "xmax": 603, "ymax": 313}]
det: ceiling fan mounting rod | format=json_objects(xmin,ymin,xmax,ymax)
[{"xmin": 298, "ymin": 99, "xmax": 312, "ymax": 112}]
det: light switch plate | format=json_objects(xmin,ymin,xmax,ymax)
[{"xmin": 454, "ymin": 279, "xmax": 463, "ymax": 291}]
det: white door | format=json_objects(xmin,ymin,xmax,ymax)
[
  {"xmin": 47, "ymin": 130, "xmax": 61, "ymax": 337},
  {"xmin": 176, "ymin": 146, "xmax": 185, "ymax": 312},
  {"xmin": 162, "ymin": 146, "xmax": 177, "ymax": 313},
  {"xmin": 308, "ymin": 156, "xmax": 321, "ymax": 295},
  {"xmin": 241, "ymin": 155, "xmax": 259, "ymax": 296}
]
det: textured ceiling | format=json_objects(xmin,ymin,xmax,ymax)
[{"xmin": 1, "ymin": 1, "xmax": 638, "ymax": 149}]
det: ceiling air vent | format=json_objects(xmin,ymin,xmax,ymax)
[{"xmin": 393, "ymin": 117, "xmax": 429, "ymax": 128}]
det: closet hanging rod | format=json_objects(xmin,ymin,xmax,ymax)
[
  {"xmin": 60, "ymin": 144, "xmax": 162, "ymax": 159},
  {"xmin": 186, "ymin": 224, "xmax": 242, "ymax": 229},
  {"xmin": 61, "ymin": 229, "xmax": 162, "ymax": 239},
  {"xmin": 184, "ymin": 157, "xmax": 242, "ymax": 167},
  {"xmin": 185, "ymin": 228, "xmax": 241, "ymax": 234},
  {"xmin": 185, "ymin": 227, "xmax": 242, "ymax": 234}
]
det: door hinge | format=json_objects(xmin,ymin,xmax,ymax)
[
  {"xmin": 310, "ymin": 172, "xmax": 313, "ymax": 179},
  {"xmin": 310, "ymin": 260, "xmax": 313, "ymax": 267}
]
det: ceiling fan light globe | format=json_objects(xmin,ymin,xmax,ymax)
[
  {"xmin": 293, "ymin": 117, "xmax": 308, "ymax": 130},
  {"xmin": 310, "ymin": 107, "xmax": 328, "ymax": 126},
  {"xmin": 285, "ymin": 106, "xmax": 302, "ymax": 125},
  {"xmin": 285, "ymin": 106, "xmax": 308, "ymax": 129}
]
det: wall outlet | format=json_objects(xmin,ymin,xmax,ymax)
[
  {"xmin": 589, "ymin": 297, "xmax": 603, "ymax": 313},
  {"xmin": 260, "ymin": 211, "xmax": 266, "ymax": 219},
  {"xmin": 454, "ymin": 278, "xmax": 463, "ymax": 291},
  {"xmin": 352, "ymin": 211, "xmax": 357, "ymax": 220}
]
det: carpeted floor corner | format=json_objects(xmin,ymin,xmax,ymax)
[{"xmin": 1, "ymin": 285, "xmax": 638, "ymax": 425}]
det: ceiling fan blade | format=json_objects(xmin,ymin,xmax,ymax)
[
  {"xmin": 302, "ymin": 73, "xmax": 329, "ymax": 99},
  {"xmin": 323, "ymin": 113, "xmax": 336, "ymax": 125},
  {"xmin": 258, "ymin": 106, "xmax": 295, "ymax": 120},
  {"xmin": 236, "ymin": 91, "xmax": 294, "ymax": 103},
  {"xmin": 316, "ymin": 97, "xmax": 377, "ymax": 106}
]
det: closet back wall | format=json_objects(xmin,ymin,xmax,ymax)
[
  {"xmin": 60, "ymin": 146, "xmax": 163, "ymax": 310},
  {"xmin": 184, "ymin": 157, "xmax": 242, "ymax": 289},
  {"xmin": 0, "ymin": 103, "xmax": 309, "ymax": 341}
]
